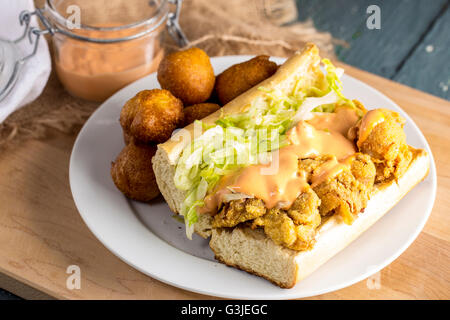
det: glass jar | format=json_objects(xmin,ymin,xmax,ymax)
[{"xmin": 1, "ymin": 0, "xmax": 187, "ymax": 102}]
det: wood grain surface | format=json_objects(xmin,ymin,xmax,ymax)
[{"xmin": 0, "ymin": 63, "xmax": 449, "ymax": 299}]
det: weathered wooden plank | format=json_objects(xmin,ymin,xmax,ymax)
[
  {"xmin": 296, "ymin": 0, "xmax": 447, "ymax": 78},
  {"xmin": 0, "ymin": 288, "xmax": 20, "ymax": 300},
  {"xmin": 393, "ymin": 6, "xmax": 450, "ymax": 100}
]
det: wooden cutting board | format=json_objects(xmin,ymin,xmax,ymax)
[{"xmin": 0, "ymin": 63, "xmax": 449, "ymax": 300}]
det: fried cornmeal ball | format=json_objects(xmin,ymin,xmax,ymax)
[
  {"xmin": 183, "ymin": 103, "xmax": 221, "ymax": 126},
  {"xmin": 157, "ymin": 48, "xmax": 215, "ymax": 105},
  {"xmin": 214, "ymin": 55, "xmax": 278, "ymax": 105},
  {"xmin": 111, "ymin": 140, "xmax": 160, "ymax": 202},
  {"xmin": 120, "ymin": 89, "xmax": 183, "ymax": 143},
  {"xmin": 123, "ymin": 131, "xmax": 132, "ymax": 145}
]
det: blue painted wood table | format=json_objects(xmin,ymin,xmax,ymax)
[{"xmin": 296, "ymin": 0, "xmax": 449, "ymax": 100}]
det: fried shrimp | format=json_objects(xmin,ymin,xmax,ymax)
[
  {"xmin": 157, "ymin": 48, "xmax": 215, "ymax": 105},
  {"xmin": 299, "ymin": 154, "xmax": 376, "ymax": 224},
  {"xmin": 357, "ymin": 109, "xmax": 412, "ymax": 183},
  {"xmin": 214, "ymin": 55, "xmax": 278, "ymax": 105},
  {"xmin": 212, "ymin": 198, "xmax": 266, "ymax": 228},
  {"xmin": 120, "ymin": 89, "xmax": 184, "ymax": 144},
  {"xmin": 183, "ymin": 103, "xmax": 221, "ymax": 126},
  {"xmin": 251, "ymin": 187, "xmax": 321, "ymax": 251},
  {"xmin": 213, "ymin": 187, "xmax": 321, "ymax": 251},
  {"xmin": 110, "ymin": 140, "xmax": 160, "ymax": 202}
]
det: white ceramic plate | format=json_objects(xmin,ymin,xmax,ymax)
[{"xmin": 69, "ymin": 56, "xmax": 436, "ymax": 299}]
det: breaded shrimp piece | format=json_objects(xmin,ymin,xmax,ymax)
[
  {"xmin": 299, "ymin": 154, "xmax": 376, "ymax": 224},
  {"xmin": 213, "ymin": 187, "xmax": 321, "ymax": 251},
  {"xmin": 357, "ymin": 109, "xmax": 412, "ymax": 183}
]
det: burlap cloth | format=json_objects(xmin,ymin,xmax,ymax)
[{"xmin": 0, "ymin": 0, "xmax": 338, "ymax": 149}]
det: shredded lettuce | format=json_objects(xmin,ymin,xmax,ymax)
[
  {"xmin": 174, "ymin": 58, "xmax": 356, "ymax": 239},
  {"xmin": 322, "ymin": 59, "xmax": 347, "ymax": 100},
  {"xmin": 320, "ymin": 59, "xmax": 365, "ymax": 116}
]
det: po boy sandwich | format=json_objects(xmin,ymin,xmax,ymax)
[{"xmin": 152, "ymin": 44, "xmax": 430, "ymax": 288}]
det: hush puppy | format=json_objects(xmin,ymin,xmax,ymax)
[
  {"xmin": 157, "ymin": 48, "xmax": 215, "ymax": 105},
  {"xmin": 183, "ymin": 103, "xmax": 221, "ymax": 126},
  {"xmin": 123, "ymin": 131, "xmax": 133, "ymax": 145},
  {"xmin": 120, "ymin": 89, "xmax": 184, "ymax": 144},
  {"xmin": 215, "ymin": 55, "xmax": 278, "ymax": 105},
  {"xmin": 111, "ymin": 140, "xmax": 160, "ymax": 202}
]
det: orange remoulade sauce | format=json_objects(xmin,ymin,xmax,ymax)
[
  {"xmin": 356, "ymin": 109, "xmax": 385, "ymax": 147},
  {"xmin": 53, "ymin": 25, "xmax": 164, "ymax": 102},
  {"xmin": 201, "ymin": 108, "xmax": 362, "ymax": 214}
]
